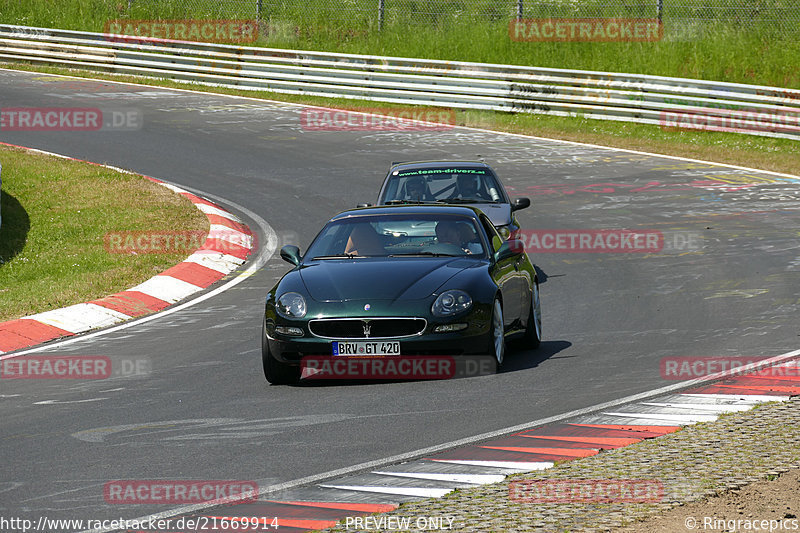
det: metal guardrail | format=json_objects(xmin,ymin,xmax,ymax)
[{"xmin": 0, "ymin": 24, "xmax": 799, "ymax": 140}]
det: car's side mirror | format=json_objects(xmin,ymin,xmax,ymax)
[
  {"xmin": 491, "ymin": 235, "xmax": 503, "ymax": 253},
  {"xmin": 494, "ymin": 240, "xmax": 522, "ymax": 262},
  {"xmin": 356, "ymin": 203, "xmax": 373, "ymax": 208},
  {"xmin": 280, "ymin": 245, "xmax": 302, "ymax": 266},
  {"xmin": 511, "ymin": 197, "xmax": 531, "ymax": 211}
]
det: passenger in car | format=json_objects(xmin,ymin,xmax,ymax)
[{"xmin": 344, "ymin": 224, "xmax": 385, "ymax": 256}]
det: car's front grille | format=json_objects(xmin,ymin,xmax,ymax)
[{"xmin": 308, "ymin": 318, "xmax": 427, "ymax": 339}]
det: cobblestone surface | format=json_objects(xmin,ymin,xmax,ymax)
[{"xmin": 323, "ymin": 397, "xmax": 800, "ymax": 532}]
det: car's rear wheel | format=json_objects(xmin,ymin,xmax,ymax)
[
  {"xmin": 523, "ymin": 280, "xmax": 542, "ymax": 349},
  {"xmin": 488, "ymin": 298, "xmax": 505, "ymax": 368},
  {"xmin": 262, "ymin": 320, "xmax": 300, "ymax": 385}
]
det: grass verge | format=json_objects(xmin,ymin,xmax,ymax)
[
  {"xmin": 3, "ymin": 63, "xmax": 800, "ymax": 177},
  {"xmin": 0, "ymin": 144, "xmax": 209, "ymax": 322}
]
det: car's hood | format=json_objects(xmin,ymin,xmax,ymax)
[
  {"xmin": 473, "ymin": 203, "xmax": 511, "ymax": 227},
  {"xmin": 299, "ymin": 258, "xmax": 478, "ymax": 302}
]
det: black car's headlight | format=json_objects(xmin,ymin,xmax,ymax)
[
  {"xmin": 276, "ymin": 292, "xmax": 307, "ymax": 319},
  {"xmin": 497, "ymin": 225, "xmax": 512, "ymax": 240},
  {"xmin": 432, "ymin": 290, "xmax": 472, "ymax": 317}
]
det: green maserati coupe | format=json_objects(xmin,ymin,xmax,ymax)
[{"xmin": 262, "ymin": 204, "xmax": 541, "ymax": 384}]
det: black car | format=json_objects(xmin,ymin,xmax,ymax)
[
  {"xmin": 375, "ymin": 161, "xmax": 530, "ymax": 239},
  {"xmin": 262, "ymin": 205, "xmax": 541, "ymax": 385}
]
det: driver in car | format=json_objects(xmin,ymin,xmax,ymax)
[
  {"xmin": 435, "ymin": 221, "xmax": 481, "ymax": 255},
  {"xmin": 451, "ymin": 174, "xmax": 489, "ymax": 201}
]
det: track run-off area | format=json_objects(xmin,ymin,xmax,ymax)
[{"xmin": 1, "ymin": 68, "xmax": 799, "ymax": 531}]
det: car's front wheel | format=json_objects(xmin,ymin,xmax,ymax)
[
  {"xmin": 488, "ymin": 298, "xmax": 505, "ymax": 368},
  {"xmin": 523, "ymin": 280, "xmax": 542, "ymax": 349},
  {"xmin": 262, "ymin": 320, "xmax": 300, "ymax": 385}
]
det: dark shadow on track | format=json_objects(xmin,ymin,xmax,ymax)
[
  {"xmin": 534, "ymin": 264, "xmax": 548, "ymax": 284},
  {"xmin": 533, "ymin": 264, "xmax": 567, "ymax": 286},
  {"xmin": 0, "ymin": 191, "xmax": 30, "ymax": 264},
  {"xmin": 502, "ymin": 339, "xmax": 572, "ymax": 373}
]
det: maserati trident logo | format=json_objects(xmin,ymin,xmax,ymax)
[{"xmin": 362, "ymin": 321, "xmax": 372, "ymax": 338}]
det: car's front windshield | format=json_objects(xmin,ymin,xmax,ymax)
[
  {"xmin": 380, "ymin": 167, "xmax": 505, "ymax": 205},
  {"xmin": 305, "ymin": 213, "xmax": 487, "ymax": 259}
]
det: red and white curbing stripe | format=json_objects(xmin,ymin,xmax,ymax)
[{"xmin": 0, "ymin": 174, "xmax": 254, "ymax": 354}]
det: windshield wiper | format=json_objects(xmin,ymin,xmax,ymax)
[
  {"xmin": 311, "ymin": 253, "xmax": 368, "ymax": 260},
  {"xmin": 389, "ymin": 251, "xmax": 459, "ymax": 257},
  {"xmin": 385, "ymin": 199, "xmax": 434, "ymax": 205}
]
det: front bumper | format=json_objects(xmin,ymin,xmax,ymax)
[{"xmin": 265, "ymin": 315, "xmax": 491, "ymax": 364}]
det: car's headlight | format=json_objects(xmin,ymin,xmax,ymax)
[
  {"xmin": 497, "ymin": 226, "xmax": 512, "ymax": 240},
  {"xmin": 276, "ymin": 292, "xmax": 307, "ymax": 319},
  {"xmin": 432, "ymin": 290, "xmax": 472, "ymax": 317}
]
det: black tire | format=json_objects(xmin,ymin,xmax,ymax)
[
  {"xmin": 523, "ymin": 280, "xmax": 542, "ymax": 349},
  {"xmin": 262, "ymin": 320, "xmax": 300, "ymax": 385},
  {"xmin": 487, "ymin": 298, "xmax": 506, "ymax": 369}
]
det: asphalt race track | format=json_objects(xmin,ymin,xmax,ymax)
[{"xmin": 1, "ymin": 69, "xmax": 799, "ymax": 527}]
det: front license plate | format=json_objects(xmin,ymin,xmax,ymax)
[{"xmin": 332, "ymin": 341, "xmax": 401, "ymax": 356}]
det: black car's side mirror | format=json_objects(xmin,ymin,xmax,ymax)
[
  {"xmin": 494, "ymin": 240, "xmax": 523, "ymax": 262},
  {"xmin": 511, "ymin": 197, "xmax": 531, "ymax": 212},
  {"xmin": 280, "ymin": 245, "xmax": 302, "ymax": 266}
]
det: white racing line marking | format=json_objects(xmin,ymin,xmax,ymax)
[
  {"xmin": 0, "ymin": 177, "xmax": 276, "ymax": 361},
  {"xmin": 4, "ymin": 67, "xmax": 800, "ymax": 181},
  {"xmin": 81, "ymin": 348, "xmax": 800, "ymax": 533},
  {"xmin": 33, "ymin": 398, "xmax": 109, "ymax": 405}
]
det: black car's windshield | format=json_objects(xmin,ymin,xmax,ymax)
[
  {"xmin": 306, "ymin": 214, "xmax": 488, "ymax": 260},
  {"xmin": 379, "ymin": 167, "xmax": 506, "ymax": 205}
]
